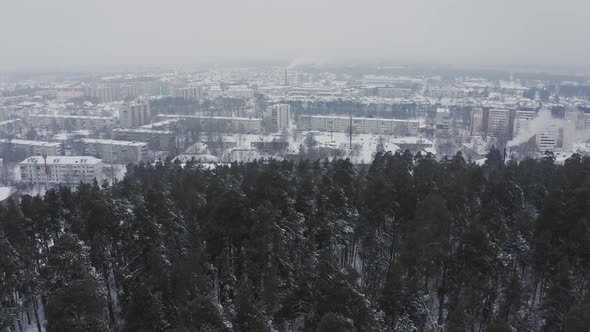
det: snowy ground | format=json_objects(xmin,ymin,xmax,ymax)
[
  {"xmin": 188, "ymin": 131, "xmax": 411, "ymax": 164},
  {"xmin": 0, "ymin": 186, "xmax": 13, "ymax": 201}
]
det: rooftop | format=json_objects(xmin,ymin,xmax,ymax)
[
  {"xmin": 29, "ymin": 114, "xmax": 115, "ymax": 120},
  {"xmin": 0, "ymin": 139, "xmax": 62, "ymax": 147},
  {"xmin": 301, "ymin": 115, "xmax": 420, "ymax": 123},
  {"xmin": 113, "ymin": 128, "xmax": 173, "ymax": 134},
  {"xmin": 158, "ymin": 114, "xmax": 262, "ymax": 121},
  {"xmin": 80, "ymin": 138, "xmax": 147, "ymax": 147},
  {"xmin": 20, "ymin": 156, "xmax": 102, "ymax": 165}
]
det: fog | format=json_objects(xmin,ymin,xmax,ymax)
[{"xmin": 1, "ymin": 0, "xmax": 590, "ymax": 69}]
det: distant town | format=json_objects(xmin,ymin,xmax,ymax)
[{"xmin": 1, "ymin": 64, "xmax": 590, "ymax": 195}]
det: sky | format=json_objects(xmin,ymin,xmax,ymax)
[{"xmin": 1, "ymin": 0, "xmax": 590, "ymax": 70}]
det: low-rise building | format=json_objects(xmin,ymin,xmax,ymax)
[{"xmin": 19, "ymin": 156, "xmax": 103, "ymax": 186}]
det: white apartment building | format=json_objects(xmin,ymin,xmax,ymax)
[
  {"xmin": 264, "ymin": 104, "xmax": 291, "ymax": 133},
  {"xmin": 536, "ymin": 120, "xmax": 575, "ymax": 152},
  {"xmin": 119, "ymin": 102, "xmax": 151, "ymax": 128},
  {"xmin": 28, "ymin": 114, "xmax": 116, "ymax": 131},
  {"xmin": 19, "ymin": 156, "xmax": 103, "ymax": 186},
  {"xmin": 76, "ymin": 139, "xmax": 148, "ymax": 164},
  {"xmin": 297, "ymin": 115, "xmax": 419, "ymax": 136}
]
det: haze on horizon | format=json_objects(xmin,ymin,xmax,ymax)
[{"xmin": 1, "ymin": 0, "xmax": 590, "ymax": 70}]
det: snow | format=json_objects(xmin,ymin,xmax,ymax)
[{"xmin": 0, "ymin": 187, "xmax": 13, "ymax": 201}]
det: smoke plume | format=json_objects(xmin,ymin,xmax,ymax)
[{"xmin": 507, "ymin": 108, "xmax": 560, "ymax": 147}]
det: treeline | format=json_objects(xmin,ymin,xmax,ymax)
[{"xmin": 1, "ymin": 148, "xmax": 590, "ymax": 331}]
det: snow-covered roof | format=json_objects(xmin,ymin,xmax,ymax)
[
  {"xmin": 0, "ymin": 139, "xmax": 62, "ymax": 147},
  {"xmin": 20, "ymin": 156, "xmax": 102, "ymax": 165},
  {"xmin": 80, "ymin": 138, "xmax": 147, "ymax": 147}
]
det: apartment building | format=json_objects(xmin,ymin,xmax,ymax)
[
  {"xmin": 75, "ymin": 139, "xmax": 148, "ymax": 164},
  {"xmin": 112, "ymin": 128, "xmax": 176, "ymax": 151},
  {"xmin": 264, "ymin": 104, "xmax": 291, "ymax": 133},
  {"xmin": 157, "ymin": 114, "xmax": 263, "ymax": 134},
  {"xmin": 297, "ymin": 115, "xmax": 419, "ymax": 136},
  {"xmin": 119, "ymin": 101, "xmax": 152, "ymax": 128},
  {"xmin": 28, "ymin": 114, "xmax": 116, "ymax": 131},
  {"xmin": 0, "ymin": 139, "xmax": 62, "ymax": 159},
  {"xmin": 19, "ymin": 156, "xmax": 103, "ymax": 186}
]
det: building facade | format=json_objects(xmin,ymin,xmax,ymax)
[
  {"xmin": 0, "ymin": 139, "xmax": 62, "ymax": 160},
  {"xmin": 119, "ymin": 102, "xmax": 152, "ymax": 128},
  {"xmin": 75, "ymin": 139, "xmax": 148, "ymax": 164},
  {"xmin": 112, "ymin": 128, "xmax": 177, "ymax": 151},
  {"xmin": 297, "ymin": 115, "xmax": 419, "ymax": 136},
  {"xmin": 157, "ymin": 114, "xmax": 263, "ymax": 134},
  {"xmin": 28, "ymin": 114, "xmax": 116, "ymax": 131},
  {"xmin": 19, "ymin": 156, "xmax": 103, "ymax": 186},
  {"xmin": 264, "ymin": 104, "xmax": 291, "ymax": 133}
]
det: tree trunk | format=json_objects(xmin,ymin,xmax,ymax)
[
  {"xmin": 33, "ymin": 295, "xmax": 42, "ymax": 332},
  {"xmin": 103, "ymin": 263, "xmax": 116, "ymax": 326}
]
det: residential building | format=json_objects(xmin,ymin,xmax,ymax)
[
  {"xmin": 264, "ymin": 104, "xmax": 291, "ymax": 133},
  {"xmin": 483, "ymin": 108, "xmax": 514, "ymax": 139},
  {"xmin": 19, "ymin": 156, "xmax": 103, "ymax": 186},
  {"xmin": 471, "ymin": 108, "xmax": 484, "ymax": 136},
  {"xmin": 112, "ymin": 128, "xmax": 176, "ymax": 151},
  {"xmin": 85, "ymin": 85, "xmax": 120, "ymax": 103},
  {"xmin": 226, "ymin": 86, "xmax": 254, "ymax": 99},
  {"xmin": 0, "ymin": 139, "xmax": 62, "ymax": 160},
  {"xmin": 119, "ymin": 101, "xmax": 152, "ymax": 128},
  {"xmin": 297, "ymin": 115, "xmax": 419, "ymax": 136},
  {"xmin": 157, "ymin": 114, "xmax": 263, "ymax": 134},
  {"xmin": 173, "ymin": 85, "xmax": 202, "ymax": 100},
  {"xmin": 56, "ymin": 87, "xmax": 85, "ymax": 103},
  {"xmin": 74, "ymin": 139, "xmax": 148, "ymax": 164},
  {"xmin": 28, "ymin": 114, "xmax": 116, "ymax": 131},
  {"xmin": 435, "ymin": 108, "xmax": 451, "ymax": 131},
  {"xmin": 0, "ymin": 119, "xmax": 22, "ymax": 135}
]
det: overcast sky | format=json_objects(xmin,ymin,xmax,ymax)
[{"xmin": 1, "ymin": 0, "xmax": 590, "ymax": 70}]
